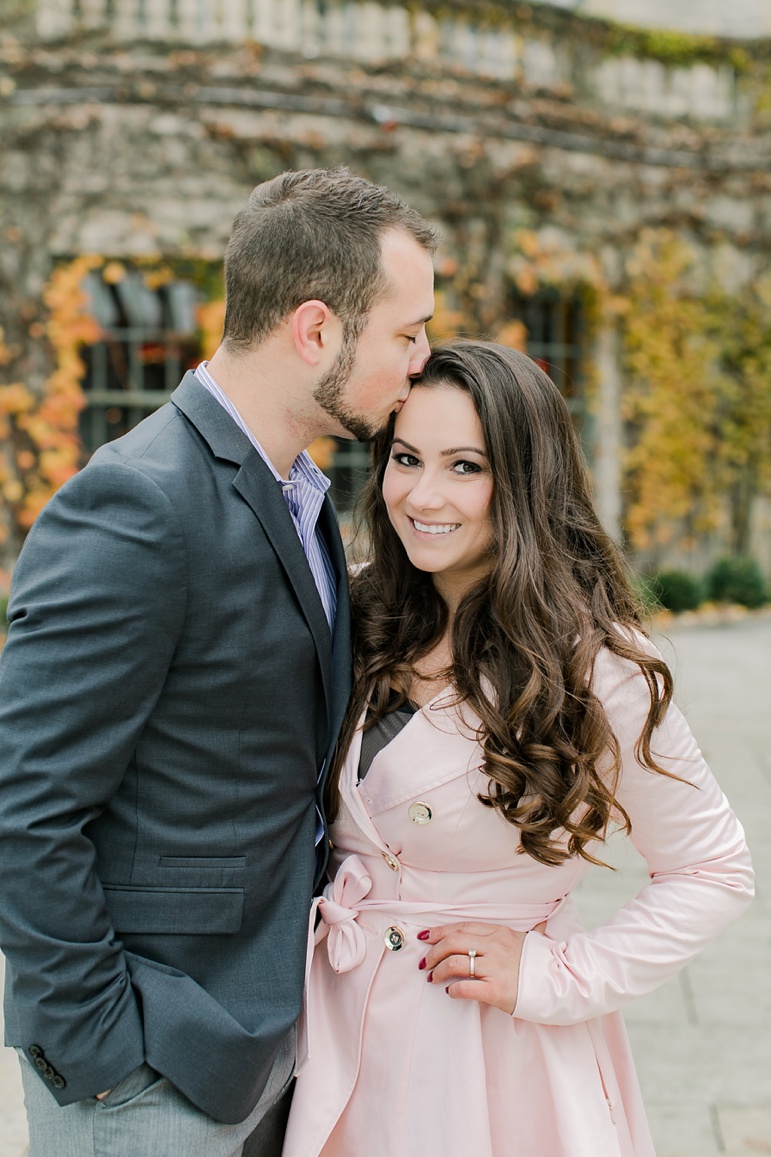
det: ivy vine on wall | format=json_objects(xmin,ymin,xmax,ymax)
[
  {"xmin": 621, "ymin": 228, "xmax": 771, "ymax": 556},
  {"xmin": 0, "ymin": 256, "xmax": 100, "ymax": 552}
]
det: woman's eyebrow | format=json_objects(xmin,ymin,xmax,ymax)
[
  {"xmin": 392, "ymin": 437, "xmax": 488, "ymax": 458},
  {"xmin": 441, "ymin": 446, "xmax": 488, "ymax": 457}
]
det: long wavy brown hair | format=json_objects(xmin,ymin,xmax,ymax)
[{"xmin": 327, "ymin": 340, "xmax": 674, "ymax": 866}]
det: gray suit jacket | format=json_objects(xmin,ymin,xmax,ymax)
[{"xmin": 0, "ymin": 373, "xmax": 351, "ymax": 1123}]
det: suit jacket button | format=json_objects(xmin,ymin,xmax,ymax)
[
  {"xmin": 28, "ymin": 1045, "xmax": 43, "ymax": 1059},
  {"xmin": 408, "ymin": 801, "xmax": 432, "ymax": 825},
  {"xmin": 52, "ymin": 1075, "xmax": 66, "ymax": 1089}
]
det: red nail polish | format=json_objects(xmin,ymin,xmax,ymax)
[
  {"xmin": 445, "ymin": 987, "xmax": 450, "ymax": 994},
  {"xmin": 427, "ymin": 972, "xmax": 433, "ymax": 983},
  {"xmin": 418, "ymin": 957, "xmax": 426, "ymax": 971},
  {"xmin": 417, "ymin": 930, "xmax": 430, "ymax": 941}
]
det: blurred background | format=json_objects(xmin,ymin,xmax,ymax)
[{"xmin": 1, "ymin": 3, "xmax": 770, "ymax": 1155}]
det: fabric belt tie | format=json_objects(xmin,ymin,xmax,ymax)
[{"xmin": 313, "ymin": 854, "xmax": 565, "ymax": 975}]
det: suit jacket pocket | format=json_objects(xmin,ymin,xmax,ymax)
[{"xmin": 103, "ymin": 886, "xmax": 244, "ymax": 934}]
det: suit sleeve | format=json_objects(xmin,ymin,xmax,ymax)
[
  {"xmin": 514, "ymin": 634, "xmax": 754, "ymax": 1026},
  {"xmin": 0, "ymin": 461, "xmax": 187, "ymax": 1102}
]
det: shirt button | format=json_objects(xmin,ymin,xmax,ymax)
[
  {"xmin": 382, "ymin": 852, "xmax": 399, "ymax": 872},
  {"xmin": 384, "ymin": 926, "xmax": 405, "ymax": 951},
  {"xmin": 408, "ymin": 801, "xmax": 432, "ymax": 825}
]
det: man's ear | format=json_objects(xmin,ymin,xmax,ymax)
[{"xmin": 292, "ymin": 300, "xmax": 341, "ymax": 367}]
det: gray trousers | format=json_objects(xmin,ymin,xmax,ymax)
[{"xmin": 18, "ymin": 1030, "xmax": 295, "ymax": 1157}]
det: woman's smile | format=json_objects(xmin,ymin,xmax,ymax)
[{"xmin": 409, "ymin": 518, "xmax": 462, "ymax": 536}]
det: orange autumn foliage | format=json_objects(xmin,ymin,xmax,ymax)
[
  {"xmin": 0, "ymin": 257, "xmax": 100, "ymax": 546},
  {"xmin": 197, "ymin": 300, "xmax": 226, "ymax": 361}
]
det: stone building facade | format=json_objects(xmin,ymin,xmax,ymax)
[{"xmin": 1, "ymin": 0, "xmax": 771, "ymax": 573}]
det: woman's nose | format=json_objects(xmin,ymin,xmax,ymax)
[{"xmin": 408, "ymin": 470, "xmax": 444, "ymax": 509}]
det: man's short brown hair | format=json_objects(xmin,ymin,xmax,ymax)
[{"xmin": 222, "ymin": 167, "xmax": 438, "ymax": 351}]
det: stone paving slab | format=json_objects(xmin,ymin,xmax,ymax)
[{"xmin": 1, "ymin": 616, "xmax": 769, "ymax": 1155}]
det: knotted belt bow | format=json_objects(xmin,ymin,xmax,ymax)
[{"xmin": 316, "ymin": 853, "xmax": 373, "ymax": 973}]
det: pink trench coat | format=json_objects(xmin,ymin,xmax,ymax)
[{"xmin": 283, "ymin": 637, "xmax": 754, "ymax": 1157}]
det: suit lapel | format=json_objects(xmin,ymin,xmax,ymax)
[
  {"xmin": 171, "ymin": 373, "xmax": 333, "ymax": 699},
  {"xmin": 232, "ymin": 460, "xmax": 333, "ymax": 687},
  {"xmin": 320, "ymin": 497, "xmax": 352, "ymax": 738}
]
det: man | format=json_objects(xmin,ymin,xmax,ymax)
[{"xmin": 0, "ymin": 167, "xmax": 436, "ymax": 1156}]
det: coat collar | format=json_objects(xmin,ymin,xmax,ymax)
[{"xmin": 171, "ymin": 371, "xmax": 254, "ymax": 466}]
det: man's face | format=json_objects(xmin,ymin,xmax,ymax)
[{"xmin": 312, "ymin": 228, "xmax": 434, "ymax": 442}]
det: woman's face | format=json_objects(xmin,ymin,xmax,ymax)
[{"xmin": 382, "ymin": 384, "xmax": 495, "ymax": 601}]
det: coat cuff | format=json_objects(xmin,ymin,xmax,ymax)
[
  {"xmin": 15, "ymin": 974, "xmax": 145, "ymax": 1106},
  {"xmin": 513, "ymin": 929, "xmax": 597, "ymax": 1026}
]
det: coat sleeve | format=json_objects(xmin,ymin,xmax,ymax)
[
  {"xmin": 513, "ymin": 634, "xmax": 754, "ymax": 1026},
  {"xmin": 0, "ymin": 461, "xmax": 187, "ymax": 1102}
]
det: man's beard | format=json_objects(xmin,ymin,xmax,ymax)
[{"xmin": 312, "ymin": 329, "xmax": 385, "ymax": 443}]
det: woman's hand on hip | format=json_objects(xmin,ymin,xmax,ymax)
[{"xmin": 416, "ymin": 920, "xmax": 548, "ymax": 1015}]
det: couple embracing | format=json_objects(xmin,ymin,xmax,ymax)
[{"xmin": 0, "ymin": 169, "xmax": 753, "ymax": 1157}]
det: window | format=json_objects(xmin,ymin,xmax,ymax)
[
  {"xmin": 508, "ymin": 289, "xmax": 586, "ymax": 435},
  {"xmin": 79, "ymin": 266, "xmax": 203, "ymax": 456}
]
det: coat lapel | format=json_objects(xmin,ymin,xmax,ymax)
[
  {"xmin": 171, "ymin": 373, "xmax": 333, "ymax": 698},
  {"xmin": 340, "ymin": 710, "xmax": 393, "ymax": 853}
]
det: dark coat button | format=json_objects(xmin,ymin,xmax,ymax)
[{"xmin": 28, "ymin": 1045, "xmax": 65, "ymax": 1087}]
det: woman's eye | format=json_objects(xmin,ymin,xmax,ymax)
[
  {"xmin": 452, "ymin": 460, "xmax": 482, "ymax": 475},
  {"xmin": 392, "ymin": 452, "xmax": 420, "ymax": 468},
  {"xmin": 404, "ymin": 335, "xmax": 418, "ymax": 344}
]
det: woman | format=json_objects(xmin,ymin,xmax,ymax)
[{"xmin": 283, "ymin": 341, "xmax": 753, "ymax": 1157}]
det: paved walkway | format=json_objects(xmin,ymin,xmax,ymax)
[{"xmin": 1, "ymin": 616, "xmax": 769, "ymax": 1156}]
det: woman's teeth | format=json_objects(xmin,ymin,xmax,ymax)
[{"xmin": 412, "ymin": 520, "xmax": 460, "ymax": 535}]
